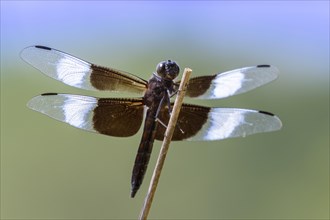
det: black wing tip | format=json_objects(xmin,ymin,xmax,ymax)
[
  {"xmin": 41, "ymin": 92, "xmax": 58, "ymax": 96},
  {"xmin": 35, "ymin": 45, "xmax": 52, "ymax": 50},
  {"xmin": 257, "ymin": 64, "xmax": 271, "ymax": 68},
  {"xmin": 258, "ymin": 110, "xmax": 275, "ymax": 116}
]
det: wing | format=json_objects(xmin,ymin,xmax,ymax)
[
  {"xmin": 20, "ymin": 45, "xmax": 148, "ymax": 94},
  {"xmin": 155, "ymin": 103, "xmax": 282, "ymax": 141},
  {"xmin": 177, "ymin": 65, "xmax": 279, "ymax": 99},
  {"xmin": 27, "ymin": 93, "xmax": 145, "ymax": 137}
]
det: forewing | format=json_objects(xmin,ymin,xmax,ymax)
[
  {"xmin": 21, "ymin": 45, "xmax": 147, "ymax": 93},
  {"xmin": 180, "ymin": 65, "xmax": 279, "ymax": 99}
]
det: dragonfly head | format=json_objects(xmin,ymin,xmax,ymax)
[{"xmin": 156, "ymin": 60, "xmax": 180, "ymax": 80}]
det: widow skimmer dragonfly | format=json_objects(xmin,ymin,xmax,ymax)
[{"xmin": 21, "ymin": 45, "xmax": 282, "ymax": 198}]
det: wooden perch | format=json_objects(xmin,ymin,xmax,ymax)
[{"xmin": 138, "ymin": 68, "xmax": 192, "ymax": 220}]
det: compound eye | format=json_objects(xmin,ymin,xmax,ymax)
[
  {"xmin": 156, "ymin": 61, "xmax": 166, "ymax": 77},
  {"xmin": 166, "ymin": 60, "xmax": 180, "ymax": 79}
]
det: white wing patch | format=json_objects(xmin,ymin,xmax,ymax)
[
  {"xmin": 62, "ymin": 95, "xmax": 96, "ymax": 129},
  {"xmin": 27, "ymin": 94, "xmax": 97, "ymax": 131},
  {"xmin": 205, "ymin": 109, "xmax": 246, "ymax": 140},
  {"xmin": 211, "ymin": 69, "xmax": 245, "ymax": 99},
  {"xmin": 20, "ymin": 46, "xmax": 94, "ymax": 90},
  {"xmin": 198, "ymin": 65, "xmax": 279, "ymax": 99},
  {"xmin": 56, "ymin": 57, "xmax": 92, "ymax": 88},
  {"xmin": 187, "ymin": 108, "xmax": 282, "ymax": 141}
]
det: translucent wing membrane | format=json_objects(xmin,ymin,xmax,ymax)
[
  {"xmin": 21, "ymin": 46, "xmax": 147, "ymax": 93},
  {"xmin": 187, "ymin": 108, "xmax": 282, "ymax": 141},
  {"xmin": 155, "ymin": 103, "xmax": 282, "ymax": 141},
  {"xmin": 183, "ymin": 65, "xmax": 279, "ymax": 99},
  {"xmin": 28, "ymin": 94, "xmax": 282, "ymax": 141},
  {"xmin": 23, "ymin": 46, "xmax": 282, "ymax": 141},
  {"xmin": 27, "ymin": 93, "xmax": 145, "ymax": 137}
]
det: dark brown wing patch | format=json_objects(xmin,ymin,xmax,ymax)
[
  {"xmin": 155, "ymin": 103, "xmax": 210, "ymax": 141},
  {"xmin": 93, "ymin": 98, "xmax": 144, "ymax": 137},
  {"xmin": 91, "ymin": 64, "xmax": 148, "ymax": 94},
  {"xmin": 176, "ymin": 75, "xmax": 216, "ymax": 98}
]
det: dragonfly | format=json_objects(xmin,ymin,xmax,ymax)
[{"xmin": 21, "ymin": 45, "xmax": 282, "ymax": 198}]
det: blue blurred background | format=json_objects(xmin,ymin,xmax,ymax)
[{"xmin": 1, "ymin": 1, "xmax": 329, "ymax": 219}]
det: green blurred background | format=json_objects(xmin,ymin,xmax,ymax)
[{"xmin": 1, "ymin": 1, "xmax": 329, "ymax": 219}]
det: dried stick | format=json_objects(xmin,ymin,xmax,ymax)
[{"xmin": 138, "ymin": 68, "xmax": 192, "ymax": 220}]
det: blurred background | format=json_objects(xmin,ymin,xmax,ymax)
[{"xmin": 1, "ymin": 1, "xmax": 329, "ymax": 219}]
